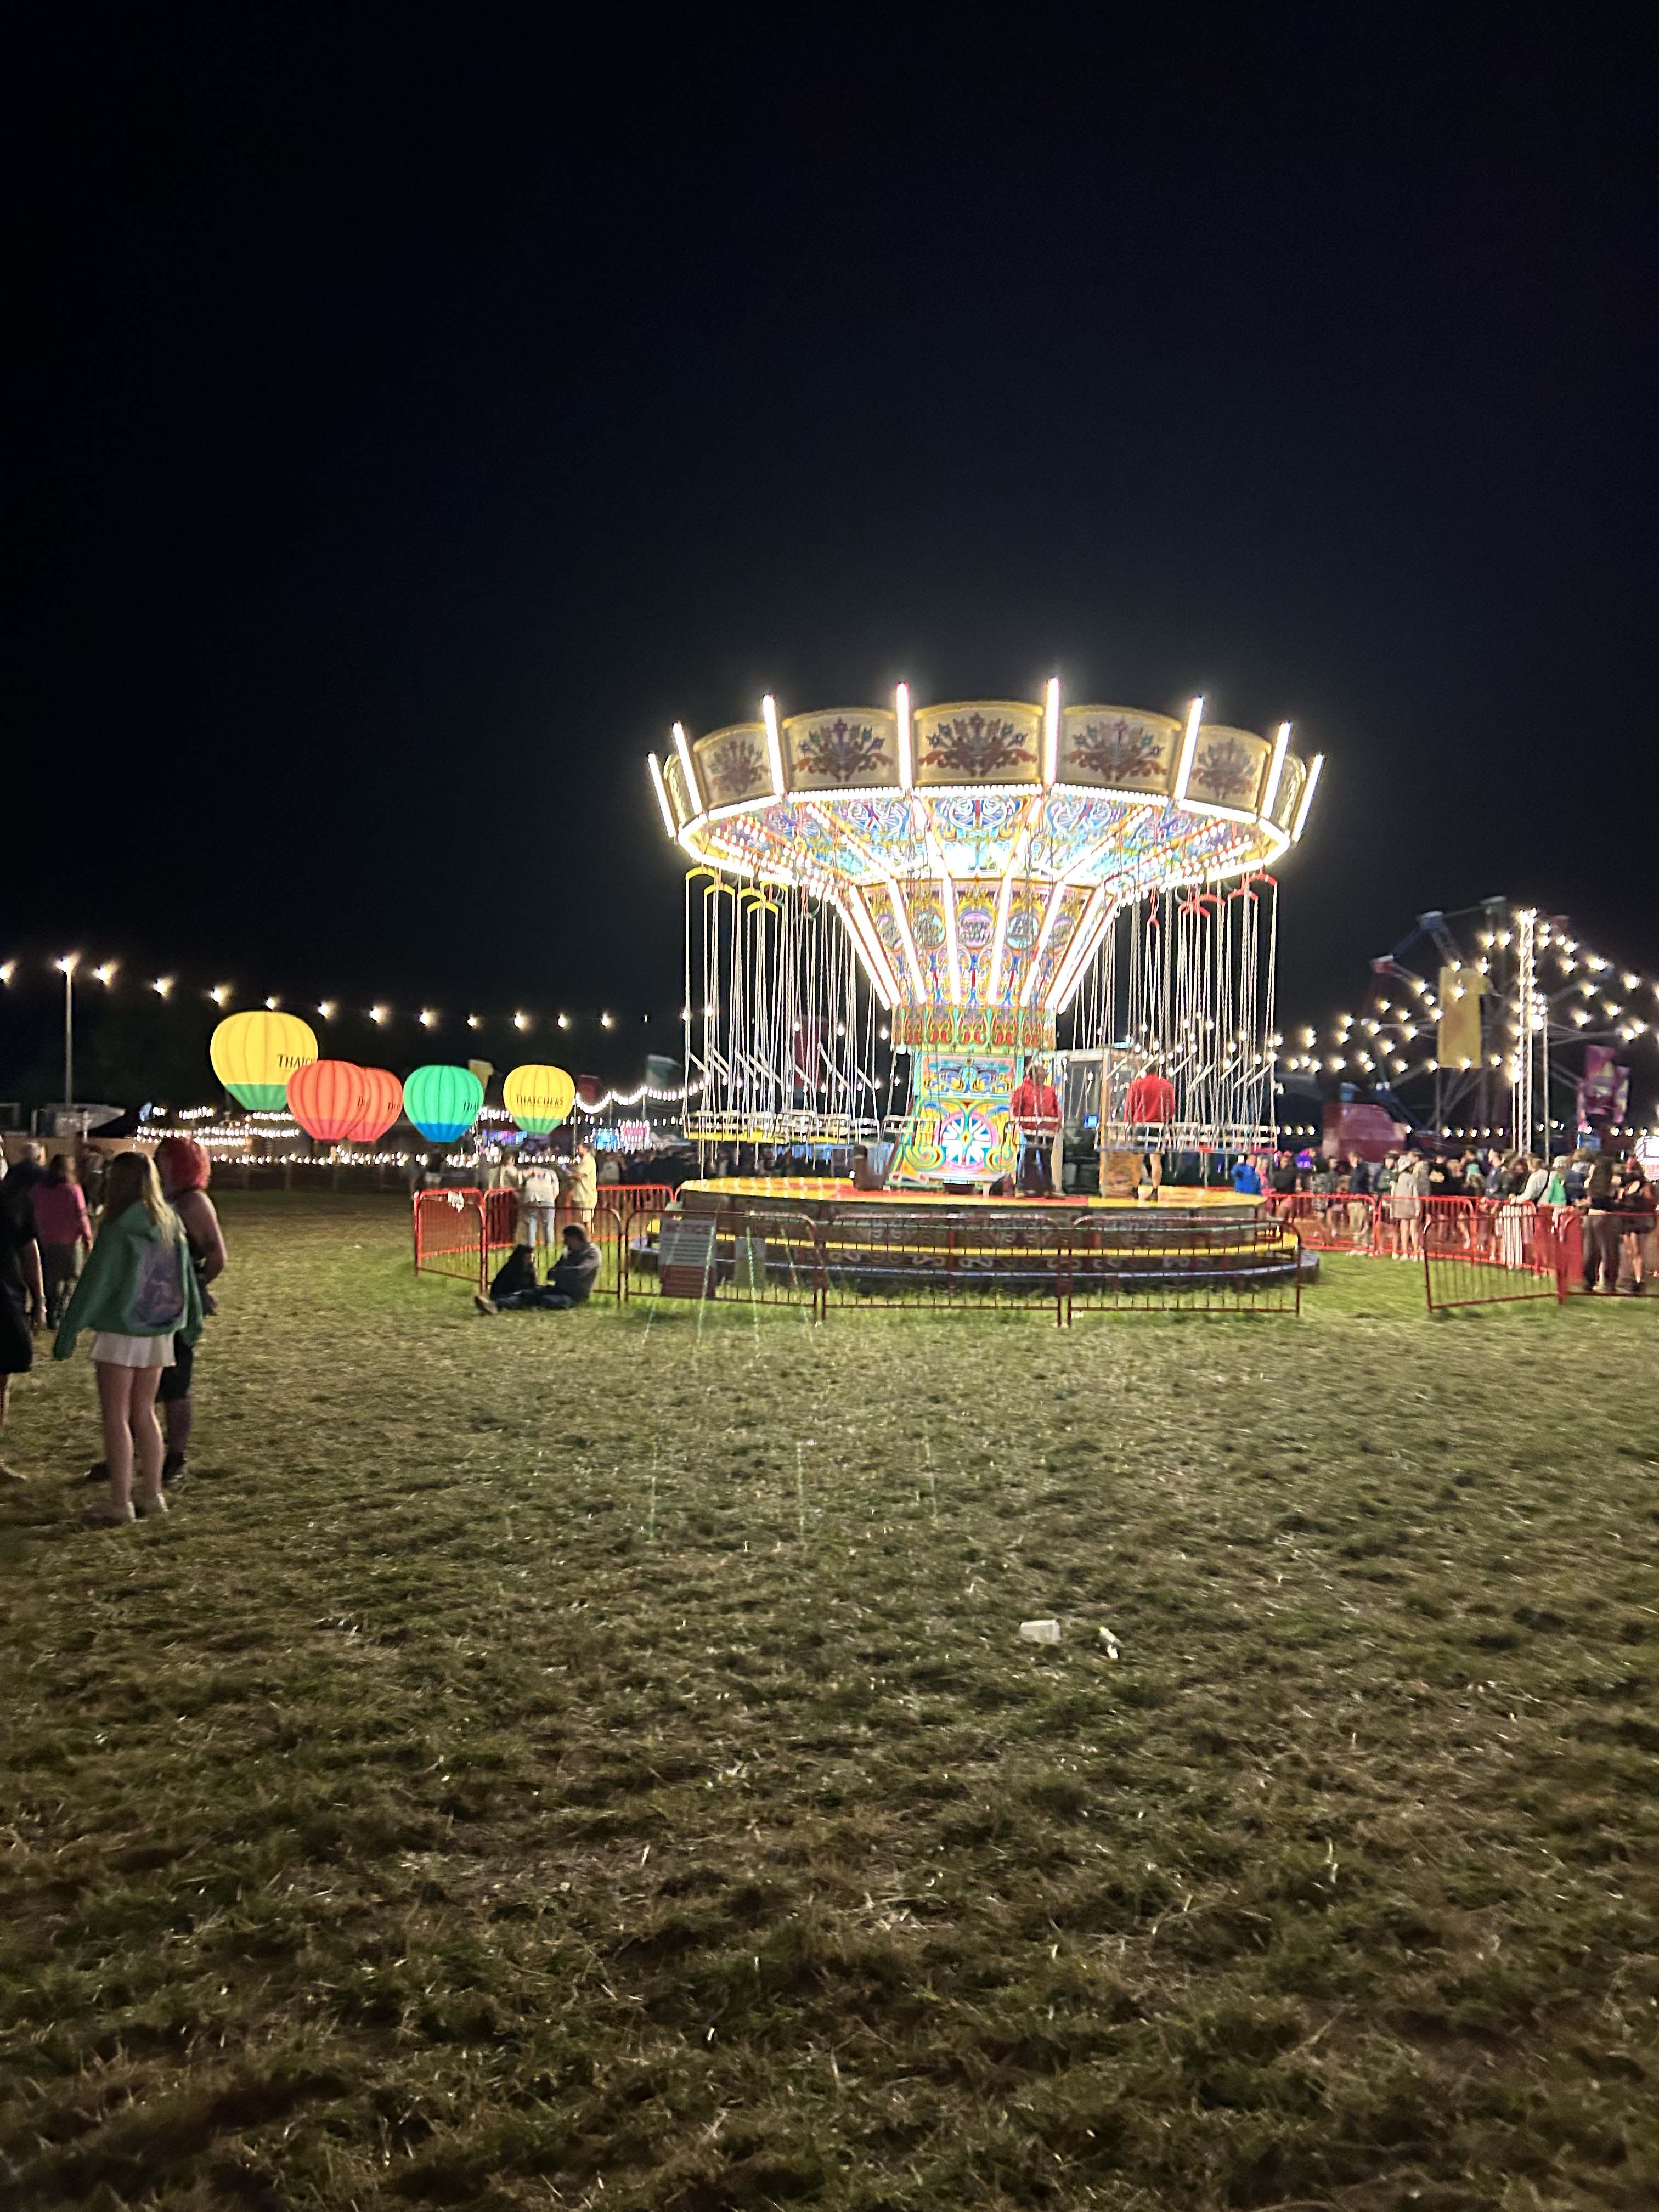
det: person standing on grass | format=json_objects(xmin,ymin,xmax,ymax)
[
  {"xmin": 55, "ymin": 1152, "xmax": 203, "ymax": 1526},
  {"xmin": 80, "ymin": 1138, "xmax": 226, "ymax": 1491},
  {"xmin": 518, "ymin": 1151, "xmax": 560, "ymax": 1263},
  {"xmin": 31, "ymin": 1153, "xmax": 93, "ymax": 1325},
  {"xmin": 79, "ymin": 1144, "xmax": 108, "ymax": 1212},
  {"xmin": 567, "ymin": 1142, "xmax": 599, "ymax": 1229},
  {"xmin": 1, "ymin": 1178, "xmax": 47, "ymax": 1482},
  {"xmin": 1392, "ymin": 1150, "xmax": 1427, "ymax": 1259},
  {"xmin": 1581, "ymin": 1151, "xmax": 1621, "ymax": 1294},
  {"xmin": 152, "ymin": 1137, "xmax": 227, "ymax": 1484},
  {"xmin": 1612, "ymin": 1158, "xmax": 1654, "ymax": 1294}
]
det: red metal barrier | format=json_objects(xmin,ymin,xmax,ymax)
[
  {"xmin": 414, "ymin": 1188, "xmax": 487, "ymax": 1289},
  {"xmin": 619, "ymin": 1200, "xmax": 1303, "ymax": 1325},
  {"xmin": 1272, "ymin": 1192, "xmax": 1380, "ymax": 1253},
  {"xmin": 416, "ymin": 1190, "xmax": 629, "ymax": 1300},
  {"xmin": 1422, "ymin": 1198, "xmax": 1567, "ymax": 1311}
]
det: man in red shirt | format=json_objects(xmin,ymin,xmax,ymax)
[
  {"xmin": 1010, "ymin": 1060, "xmax": 1060, "ymax": 1195},
  {"xmin": 1125, "ymin": 1066, "xmax": 1176, "ymax": 1127}
]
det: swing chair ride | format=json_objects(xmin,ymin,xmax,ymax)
[{"xmin": 649, "ymin": 681, "xmax": 1323, "ymax": 1194}]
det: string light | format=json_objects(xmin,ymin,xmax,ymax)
[{"xmin": 0, "ymin": 953, "xmax": 679, "ymax": 1037}]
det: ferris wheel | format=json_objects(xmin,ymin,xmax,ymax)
[{"xmin": 1279, "ymin": 898, "xmax": 1658, "ymax": 1150}]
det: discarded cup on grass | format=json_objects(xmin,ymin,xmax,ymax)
[{"xmin": 1019, "ymin": 1618, "xmax": 1062, "ymax": 1645}]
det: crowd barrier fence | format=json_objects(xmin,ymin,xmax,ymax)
[
  {"xmin": 1270, "ymin": 1190, "xmax": 1636, "ymax": 1310},
  {"xmin": 417, "ymin": 1187, "xmax": 1653, "ymax": 1318},
  {"xmin": 415, "ymin": 1189, "xmax": 638, "ymax": 1296},
  {"xmin": 412, "ymin": 1189, "xmax": 488, "ymax": 1288},
  {"xmin": 619, "ymin": 1202, "xmax": 1304, "ymax": 1325}
]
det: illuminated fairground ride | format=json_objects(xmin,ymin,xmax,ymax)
[
  {"xmin": 1286, "ymin": 900, "xmax": 1659, "ymax": 1152},
  {"xmin": 648, "ymin": 684, "xmax": 1323, "ymax": 1188}
]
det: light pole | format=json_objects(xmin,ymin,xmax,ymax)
[{"xmin": 58, "ymin": 953, "xmax": 81, "ymax": 1108}]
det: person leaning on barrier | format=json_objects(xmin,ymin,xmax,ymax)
[{"xmin": 475, "ymin": 1226, "xmax": 601, "ymax": 1315}]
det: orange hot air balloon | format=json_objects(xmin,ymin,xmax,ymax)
[
  {"xmin": 287, "ymin": 1060, "xmax": 371, "ymax": 1143},
  {"xmin": 342, "ymin": 1066, "xmax": 403, "ymax": 1143}
]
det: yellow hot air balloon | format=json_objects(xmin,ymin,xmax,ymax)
[
  {"xmin": 504, "ymin": 1063, "xmax": 575, "ymax": 1135},
  {"xmin": 211, "ymin": 1009, "xmax": 319, "ymax": 1109}
]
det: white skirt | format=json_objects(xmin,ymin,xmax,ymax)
[{"xmin": 89, "ymin": 1331, "xmax": 177, "ymax": 1368}]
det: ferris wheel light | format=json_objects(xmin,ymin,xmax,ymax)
[
  {"xmin": 1172, "ymin": 696, "xmax": 1205, "ymax": 803},
  {"xmin": 761, "ymin": 695, "xmax": 786, "ymax": 799}
]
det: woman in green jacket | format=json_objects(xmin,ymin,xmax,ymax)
[{"xmin": 55, "ymin": 1152, "xmax": 204, "ymax": 1525}]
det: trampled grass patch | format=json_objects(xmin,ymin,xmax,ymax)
[{"xmin": 3, "ymin": 1194, "xmax": 1657, "ymax": 2209}]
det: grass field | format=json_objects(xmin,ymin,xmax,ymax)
[{"xmin": 3, "ymin": 1194, "xmax": 1657, "ymax": 2211}]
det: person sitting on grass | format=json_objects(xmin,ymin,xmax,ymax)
[{"xmin": 475, "ymin": 1225, "xmax": 601, "ymax": 1314}]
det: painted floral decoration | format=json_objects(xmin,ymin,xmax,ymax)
[
  {"xmin": 701, "ymin": 731, "xmax": 769, "ymax": 802},
  {"xmin": 922, "ymin": 712, "xmax": 1034, "ymax": 780},
  {"xmin": 1070, "ymin": 716, "xmax": 1166, "ymax": 785},
  {"xmin": 794, "ymin": 716, "xmax": 885, "ymax": 783}
]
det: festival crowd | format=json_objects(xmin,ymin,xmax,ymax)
[{"xmin": 1256, "ymin": 1143, "xmax": 1656, "ymax": 1290}]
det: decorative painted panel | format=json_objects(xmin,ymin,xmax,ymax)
[
  {"xmin": 1058, "ymin": 706, "xmax": 1180, "ymax": 795},
  {"xmin": 783, "ymin": 707, "xmax": 899, "ymax": 792}
]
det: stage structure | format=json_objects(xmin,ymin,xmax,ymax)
[{"xmin": 650, "ymin": 685, "xmax": 1322, "ymax": 1186}]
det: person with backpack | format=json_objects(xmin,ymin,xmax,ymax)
[{"xmin": 54, "ymin": 1152, "xmax": 204, "ymax": 1525}]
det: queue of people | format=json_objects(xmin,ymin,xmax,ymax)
[
  {"xmin": 1260, "ymin": 1141, "xmax": 1656, "ymax": 1289},
  {"xmin": 0, "ymin": 1138, "xmax": 226, "ymax": 1509}
]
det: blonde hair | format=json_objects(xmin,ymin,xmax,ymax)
[{"xmin": 98, "ymin": 1150, "xmax": 182, "ymax": 1243}]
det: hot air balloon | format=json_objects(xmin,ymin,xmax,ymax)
[
  {"xmin": 342, "ymin": 1066, "xmax": 403, "ymax": 1143},
  {"xmin": 210, "ymin": 1010, "xmax": 318, "ymax": 1110},
  {"xmin": 287, "ymin": 1060, "xmax": 371, "ymax": 1143},
  {"xmin": 403, "ymin": 1064, "xmax": 484, "ymax": 1143},
  {"xmin": 503, "ymin": 1063, "xmax": 575, "ymax": 1135}
]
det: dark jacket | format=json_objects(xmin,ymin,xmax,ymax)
[{"xmin": 549, "ymin": 1238, "xmax": 601, "ymax": 1302}]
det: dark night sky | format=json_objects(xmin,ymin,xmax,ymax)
[{"xmin": 7, "ymin": 14, "xmax": 1656, "ymax": 1090}]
